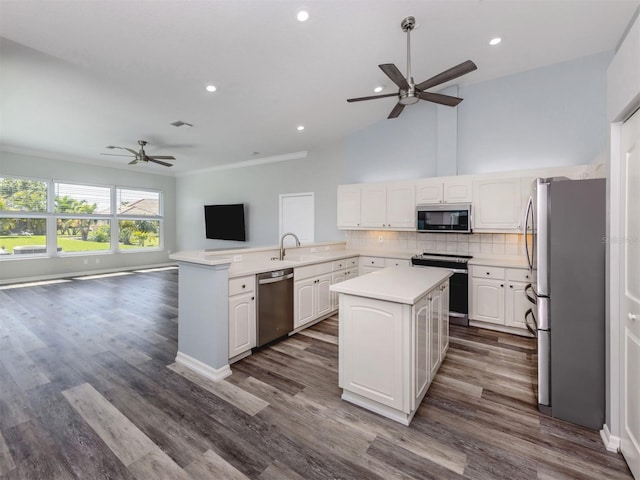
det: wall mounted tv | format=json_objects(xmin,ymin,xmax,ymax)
[{"xmin": 204, "ymin": 203, "xmax": 246, "ymax": 241}]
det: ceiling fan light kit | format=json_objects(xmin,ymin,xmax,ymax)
[
  {"xmin": 100, "ymin": 139, "xmax": 176, "ymax": 167},
  {"xmin": 347, "ymin": 15, "xmax": 477, "ymax": 119}
]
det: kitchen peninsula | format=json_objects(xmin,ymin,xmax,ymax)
[{"xmin": 331, "ymin": 266, "xmax": 451, "ymax": 425}]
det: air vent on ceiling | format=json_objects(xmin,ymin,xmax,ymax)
[{"xmin": 170, "ymin": 120, "xmax": 193, "ymax": 128}]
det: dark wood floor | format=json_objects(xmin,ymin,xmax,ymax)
[{"xmin": 0, "ymin": 268, "xmax": 632, "ymax": 479}]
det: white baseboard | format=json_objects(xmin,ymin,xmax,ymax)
[
  {"xmin": 600, "ymin": 424, "xmax": 621, "ymax": 453},
  {"xmin": 175, "ymin": 351, "xmax": 231, "ymax": 382}
]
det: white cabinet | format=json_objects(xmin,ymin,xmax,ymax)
[
  {"xmin": 469, "ymin": 265, "xmax": 533, "ymax": 335},
  {"xmin": 331, "ymin": 257, "xmax": 359, "ymax": 310},
  {"xmin": 294, "ymin": 272, "xmax": 333, "ymax": 329},
  {"xmin": 439, "ymin": 282, "xmax": 450, "ymax": 358},
  {"xmin": 416, "ymin": 177, "xmax": 472, "ymax": 204},
  {"xmin": 228, "ymin": 275, "xmax": 256, "ymax": 359},
  {"xmin": 337, "ymin": 185, "xmax": 361, "ymax": 228},
  {"xmin": 472, "ymin": 177, "xmax": 523, "ymax": 232},
  {"xmin": 360, "ymin": 182, "xmax": 416, "ymax": 229},
  {"xmin": 338, "ymin": 277, "xmax": 449, "ymax": 425}
]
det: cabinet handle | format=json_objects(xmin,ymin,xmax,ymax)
[
  {"xmin": 338, "ymin": 264, "xmax": 342, "ymax": 267},
  {"xmin": 500, "ymin": 284, "xmax": 504, "ymax": 287},
  {"xmin": 509, "ymin": 285, "xmax": 513, "ymax": 288},
  {"xmin": 251, "ymin": 296, "xmax": 254, "ymax": 300},
  {"xmin": 242, "ymin": 284, "xmax": 246, "ymax": 289},
  {"xmin": 525, "ymin": 275, "xmax": 529, "ymax": 279},
  {"xmin": 486, "ymin": 272, "xmax": 490, "ymax": 275}
]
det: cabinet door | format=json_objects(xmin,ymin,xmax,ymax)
[
  {"xmin": 294, "ymin": 279, "xmax": 316, "ymax": 329},
  {"xmin": 440, "ymin": 282, "xmax": 450, "ymax": 357},
  {"xmin": 429, "ymin": 291, "xmax": 441, "ymax": 378},
  {"xmin": 228, "ymin": 292, "xmax": 256, "ymax": 358},
  {"xmin": 386, "ymin": 183, "xmax": 416, "ymax": 228},
  {"xmin": 413, "ymin": 296, "xmax": 430, "ymax": 409},
  {"xmin": 416, "ymin": 179, "xmax": 443, "ymax": 204},
  {"xmin": 316, "ymin": 274, "xmax": 333, "ymax": 318},
  {"xmin": 506, "ymin": 281, "xmax": 530, "ymax": 330},
  {"xmin": 337, "ymin": 185, "xmax": 361, "ymax": 228},
  {"xmin": 345, "ymin": 269, "xmax": 358, "ymax": 280},
  {"xmin": 331, "ymin": 271, "xmax": 346, "ymax": 311},
  {"xmin": 471, "ymin": 278, "xmax": 506, "ymax": 325},
  {"xmin": 360, "ymin": 185, "xmax": 387, "ymax": 227},
  {"xmin": 443, "ymin": 178, "xmax": 472, "ymax": 203},
  {"xmin": 472, "ymin": 177, "xmax": 523, "ymax": 231}
]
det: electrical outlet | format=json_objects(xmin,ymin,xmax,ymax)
[
  {"xmin": 378, "ymin": 235, "xmax": 384, "ymax": 244},
  {"xmin": 233, "ymin": 255, "xmax": 242, "ymax": 262}
]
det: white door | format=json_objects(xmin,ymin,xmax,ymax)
[
  {"xmin": 316, "ymin": 274, "xmax": 333, "ymax": 318},
  {"xmin": 294, "ymin": 279, "xmax": 316, "ymax": 328},
  {"xmin": 360, "ymin": 185, "xmax": 387, "ymax": 227},
  {"xmin": 471, "ymin": 278, "xmax": 505, "ymax": 325},
  {"xmin": 413, "ymin": 296, "xmax": 430, "ymax": 408},
  {"xmin": 429, "ymin": 290, "xmax": 441, "ymax": 379},
  {"xmin": 620, "ymin": 107, "xmax": 640, "ymax": 478},
  {"xmin": 506, "ymin": 281, "xmax": 530, "ymax": 330},
  {"xmin": 337, "ymin": 185, "xmax": 361, "ymax": 228},
  {"xmin": 386, "ymin": 183, "xmax": 416, "ymax": 228},
  {"xmin": 280, "ymin": 192, "xmax": 314, "ymax": 245},
  {"xmin": 228, "ymin": 292, "xmax": 255, "ymax": 358},
  {"xmin": 415, "ymin": 179, "xmax": 443, "ymax": 204},
  {"xmin": 443, "ymin": 178, "xmax": 472, "ymax": 203}
]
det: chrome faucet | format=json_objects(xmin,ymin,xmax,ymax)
[{"xmin": 279, "ymin": 232, "xmax": 300, "ymax": 260}]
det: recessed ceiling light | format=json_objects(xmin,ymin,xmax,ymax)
[
  {"xmin": 297, "ymin": 10, "xmax": 309, "ymax": 22},
  {"xmin": 297, "ymin": 125, "xmax": 305, "ymax": 131},
  {"xmin": 206, "ymin": 85, "xmax": 217, "ymax": 92},
  {"xmin": 374, "ymin": 86, "xmax": 384, "ymax": 93},
  {"xmin": 489, "ymin": 37, "xmax": 502, "ymax": 46}
]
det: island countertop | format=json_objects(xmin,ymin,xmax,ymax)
[{"xmin": 330, "ymin": 266, "xmax": 452, "ymax": 305}]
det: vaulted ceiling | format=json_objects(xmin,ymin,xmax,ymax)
[{"xmin": 1, "ymin": 0, "xmax": 638, "ymax": 175}]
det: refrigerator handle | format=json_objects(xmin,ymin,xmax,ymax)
[
  {"xmin": 524, "ymin": 196, "xmax": 534, "ymax": 271},
  {"xmin": 525, "ymin": 283, "xmax": 536, "ymax": 305},
  {"xmin": 525, "ymin": 308, "xmax": 537, "ymax": 337}
]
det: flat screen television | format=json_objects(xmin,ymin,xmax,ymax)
[{"xmin": 204, "ymin": 204, "xmax": 246, "ymax": 241}]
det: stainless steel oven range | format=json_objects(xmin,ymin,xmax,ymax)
[{"xmin": 411, "ymin": 253, "xmax": 471, "ymax": 326}]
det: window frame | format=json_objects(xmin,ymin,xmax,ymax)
[{"xmin": 0, "ymin": 175, "xmax": 164, "ymax": 259}]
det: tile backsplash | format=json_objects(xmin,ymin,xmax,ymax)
[{"xmin": 345, "ymin": 231, "xmax": 525, "ymax": 257}]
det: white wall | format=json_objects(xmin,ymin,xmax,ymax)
[
  {"xmin": 176, "ymin": 144, "xmax": 344, "ymax": 251},
  {"xmin": 458, "ymin": 51, "xmax": 612, "ymax": 174},
  {"xmin": 0, "ymin": 151, "xmax": 176, "ymax": 282}
]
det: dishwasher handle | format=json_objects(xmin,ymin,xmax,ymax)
[{"xmin": 258, "ymin": 273, "xmax": 294, "ymax": 284}]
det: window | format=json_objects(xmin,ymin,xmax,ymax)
[
  {"xmin": 55, "ymin": 183, "xmax": 113, "ymax": 254},
  {"xmin": 0, "ymin": 176, "xmax": 163, "ymax": 258},
  {"xmin": 0, "ymin": 177, "xmax": 48, "ymax": 256},
  {"xmin": 116, "ymin": 189, "xmax": 162, "ymax": 250}
]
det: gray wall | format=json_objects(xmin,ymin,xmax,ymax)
[
  {"xmin": 176, "ymin": 144, "xmax": 344, "ymax": 251},
  {"xmin": 0, "ymin": 151, "xmax": 176, "ymax": 282}
]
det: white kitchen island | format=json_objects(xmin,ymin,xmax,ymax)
[{"xmin": 330, "ymin": 266, "xmax": 451, "ymax": 426}]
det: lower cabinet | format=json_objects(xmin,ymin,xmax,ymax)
[
  {"xmin": 469, "ymin": 265, "xmax": 533, "ymax": 335},
  {"xmin": 339, "ymin": 279, "xmax": 449, "ymax": 425},
  {"xmin": 294, "ymin": 272, "xmax": 333, "ymax": 329},
  {"xmin": 228, "ymin": 275, "xmax": 256, "ymax": 359}
]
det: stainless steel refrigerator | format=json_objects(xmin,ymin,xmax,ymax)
[{"xmin": 524, "ymin": 177, "xmax": 606, "ymax": 429}]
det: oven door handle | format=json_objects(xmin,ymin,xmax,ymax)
[{"xmin": 449, "ymin": 268, "xmax": 468, "ymax": 274}]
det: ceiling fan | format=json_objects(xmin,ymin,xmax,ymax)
[
  {"xmin": 347, "ymin": 16, "xmax": 477, "ymax": 119},
  {"xmin": 101, "ymin": 140, "xmax": 176, "ymax": 167}
]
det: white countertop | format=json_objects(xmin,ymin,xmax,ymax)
[
  {"xmin": 330, "ymin": 266, "xmax": 451, "ymax": 305},
  {"xmin": 169, "ymin": 250, "xmax": 234, "ymax": 267},
  {"xmin": 468, "ymin": 255, "xmax": 528, "ymax": 268}
]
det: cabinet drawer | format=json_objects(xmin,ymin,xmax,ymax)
[
  {"xmin": 360, "ymin": 256, "xmax": 384, "ymax": 268},
  {"xmin": 506, "ymin": 268, "xmax": 532, "ymax": 282},
  {"xmin": 229, "ymin": 275, "xmax": 255, "ymax": 296},
  {"xmin": 294, "ymin": 261, "xmax": 333, "ymax": 280},
  {"xmin": 346, "ymin": 257, "xmax": 358, "ymax": 268},
  {"xmin": 471, "ymin": 266, "xmax": 505, "ymax": 279},
  {"xmin": 385, "ymin": 258, "xmax": 410, "ymax": 268},
  {"xmin": 332, "ymin": 259, "xmax": 348, "ymax": 271}
]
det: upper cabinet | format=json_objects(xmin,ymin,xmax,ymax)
[
  {"xmin": 337, "ymin": 185, "xmax": 361, "ymax": 228},
  {"xmin": 472, "ymin": 177, "xmax": 523, "ymax": 232},
  {"xmin": 339, "ymin": 182, "xmax": 415, "ymax": 230},
  {"xmin": 416, "ymin": 177, "xmax": 472, "ymax": 204}
]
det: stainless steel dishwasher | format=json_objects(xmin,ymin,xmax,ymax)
[{"xmin": 256, "ymin": 268, "xmax": 294, "ymax": 347}]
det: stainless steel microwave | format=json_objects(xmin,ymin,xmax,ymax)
[{"xmin": 416, "ymin": 204, "xmax": 472, "ymax": 233}]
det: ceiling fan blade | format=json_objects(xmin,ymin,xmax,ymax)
[
  {"xmin": 416, "ymin": 60, "xmax": 477, "ymax": 91},
  {"xmin": 128, "ymin": 159, "xmax": 139, "ymax": 165},
  {"xmin": 347, "ymin": 93, "xmax": 398, "ymax": 103},
  {"xmin": 147, "ymin": 155, "xmax": 176, "ymax": 160},
  {"xmin": 379, "ymin": 64, "xmax": 410, "ymax": 90},
  {"xmin": 388, "ymin": 103, "xmax": 405, "ymax": 119},
  {"xmin": 106, "ymin": 146, "xmax": 138, "ymax": 155},
  {"xmin": 101, "ymin": 153, "xmax": 135, "ymax": 158},
  {"xmin": 418, "ymin": 91, "xmax": 464, "ymax": 107},
  {"xmin": 148, "ymin": 158, "xmax": 173, "ymax": 167}
]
